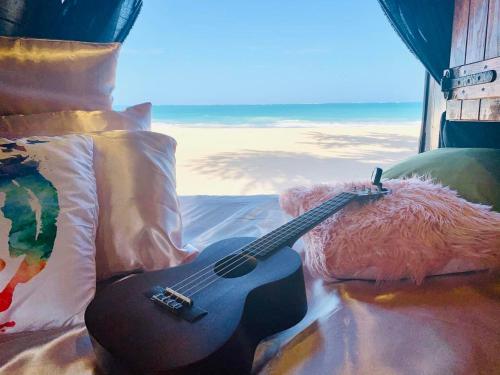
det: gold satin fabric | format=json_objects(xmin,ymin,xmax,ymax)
[
  {"xmin": 255, "ymin": 270, "xmax": 500, "ymax": 375},
  {"xmin": 0, "ymin": 36, "xmax": 120, "ymax": 115},
  {"xmin": 0, "ymin": 271, "xmax": 498, "ymax": 374},
  {"xmin": 0, "ymin": 103, "xmax": 151, "ymax": 137},
  {"xmin": 0, "ymin": 195, "xmax": 498, "ymax": 373}
]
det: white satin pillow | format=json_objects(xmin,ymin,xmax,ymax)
[
  {"xmin": 0, "ymin": 135, "xmax": 97, "ymax": 333},
  {"xmin": 92, "ymin": 130, "xmax": 191, "ymax": 280}
]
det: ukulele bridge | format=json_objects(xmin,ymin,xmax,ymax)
[
  {"xmin": 165, "ymin": 287, "xmax": 193, "ymax": 306},
  {"xmin": 147, "ymin": 286, "xmax": 207, "ymax": 322}
]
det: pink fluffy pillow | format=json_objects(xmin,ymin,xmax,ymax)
[{"xmin": 280, "ymin": 178, "xmax": 500, "ymax": 284}]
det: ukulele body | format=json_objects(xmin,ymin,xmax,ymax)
[{"xmin": 85, "ymin": 237, "xmax": 308, "ymax": 375}]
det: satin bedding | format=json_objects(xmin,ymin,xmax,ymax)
[
  {"xmin": 0, "ymin": 37, "xmax": 119, "ymax": 115},
  {"xmin": 0, "ymin": 195, "xmax": 498, "ymax": 374}
]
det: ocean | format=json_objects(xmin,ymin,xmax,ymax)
[{"xmin": 149, "ymin": 102, "xmax": 422, "ymax": 127}]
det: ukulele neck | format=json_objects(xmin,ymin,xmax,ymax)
[{"xmin": 244, "ymin": 191, "xmax": 357, "ymax": 259}]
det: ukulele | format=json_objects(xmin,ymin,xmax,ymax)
[{"xmin": 85, "ymin": 168, "xmax": 389, "ymax": 374}]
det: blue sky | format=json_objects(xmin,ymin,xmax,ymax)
[{"xmin": 114, "ymin": 0, "xmax": 425, "ymax": 105}]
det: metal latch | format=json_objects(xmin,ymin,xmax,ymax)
[{"xmin": 441, "ymin": 69, "xmax": 496, "ymax": 99}]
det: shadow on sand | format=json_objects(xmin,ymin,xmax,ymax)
[
  {"xmin": 189, "ymin": 131, "xmax": 418, "ymax": 193},
  {"xmin": 300, "ymin": 131, "xmax": 418, "ymax": 158}
]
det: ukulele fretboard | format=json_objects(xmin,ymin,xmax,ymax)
[{"xmin": 242, "ymin": 192, "xmax": 357, "ymax": 258}]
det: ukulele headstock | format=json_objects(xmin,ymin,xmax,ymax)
[{"xmin": 350, "ymin": 167, "xmax": 390, "ymax": 202}]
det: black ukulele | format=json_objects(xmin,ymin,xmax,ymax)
[{"xmin": 85, "ymin": 168, "xmax": 389, "ymax": 374}]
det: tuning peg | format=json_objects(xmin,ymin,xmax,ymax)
[{"xmin": 371, "ymin": 167, "xmax": 384, "ymax": 190}]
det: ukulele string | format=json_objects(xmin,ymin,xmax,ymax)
[
  {"xmin": 177, "ymin": 194, "xmax": 354, "ymax": 299},
  {"xmin": 164, "ymin": 193, "xmax": 343, "ymax": 300},
  {"xmin": 169, "ymin": 193, "xmax": 350, "ymax": 297},
  {"xmin": 173, "ymin": 194, "xmax": 352, "ymax": 299},
  {"xmin": 166, "ymin": 217, "xmax": 295, "ymax": 292},
  {"xmin": 183, "ymin": 222, "xmax": 314, "ymax": 297},
  {"xmin": 182, "ymin": 204, "xmax": 345, "ymax": 299}
]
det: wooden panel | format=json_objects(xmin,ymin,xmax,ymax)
[
  {"xmin": 445, "ymin": 0, "xmax": 499, "ymax": 121},
  {"xmin": 424, "ymin": 75, "xmax": 447, "ymax": 150},
  {"xmin": 462, "ymin": 0, "xmax": 488, "ymax": 118},
  {"xmin": 447, "ymin": 100, "xmax": 463, "ymax": 120},
  {"xmin": 482, "ymin": 0, "xmax": 500, "ymax": 120},
  {"xmin": 485, "ymin": 0, "xmax": 500, "ymax": 59},
  {"xmin": 466, "ymin": 0, "xmax": 489, "ymax": 63},
  {"xmin": 461, "ymin": 99, "xmax": 481, "ymax": 119},
  {"xmin": 450, "ymin": 0, "xmax": 470, "ymax": 67},
  {"xmin": 479, "ymin": 98, "xmax": 500, "ymax": 119}
]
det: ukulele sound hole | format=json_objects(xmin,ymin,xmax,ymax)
[{"xmin": 214, "ymin": 254, "xmax": 257, "ymax": 278}]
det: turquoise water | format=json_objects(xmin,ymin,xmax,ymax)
[{"xmin": 148, "ymin": 102, "xmax": 422, "ymax": 127}]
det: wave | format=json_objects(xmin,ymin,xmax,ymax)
[{"xmin": 151, "ymin": 119, "xmax": 421, "ymax": 129}]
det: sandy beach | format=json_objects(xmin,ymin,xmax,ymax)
[{"xmin": 153, "ymin": 123, "xmax": 420, "ymax": 195}]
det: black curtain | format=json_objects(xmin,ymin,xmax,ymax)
[
  {"xmin": 0, "ymin": 0, "xmax": 142, "ymax": 43},
  {"xmin": 378, "ymin": 0, "xmax": 454, "ymax": 82},
  {"xmin": 442, "ymin": 121, "xmax": 500, "ymax": 148}
]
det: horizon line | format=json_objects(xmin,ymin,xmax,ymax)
[{"xmin": 115, "ymin": 101, "xmax": 423, "ymax": 107}]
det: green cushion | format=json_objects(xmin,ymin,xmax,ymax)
[{"xmin": 382, "ymin": 148, "xmax": 500, "ymax": 211}]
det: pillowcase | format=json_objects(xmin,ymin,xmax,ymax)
[
  {"xmin": 0, "ymin": 103, "xmax": 151, "ymax": 137},
  {"xmin": 280, "ymin": 178, "xmax": 500, "ymax": 284},
  {"xmin": 382, "ymin": 148, "xmax": 500, "ymax": 211},
  {"xmin": 92, "ymin": 130, "xmax": 191, "ymax": 280},
  {"xmin": 0, "ymin": 134, "xmax": 98, "ymax": 333},
  {"xmin": 0, "ymin": 36, "xmax": 120, "ymax": 115}
]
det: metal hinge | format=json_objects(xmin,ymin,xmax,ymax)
[{"xmin": 441, "ymin": 69, "xmax": 496, "ymax": 99}]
